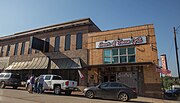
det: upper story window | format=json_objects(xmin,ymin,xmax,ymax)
[
  {"xmin": 20, "ymin": 42, "xmax": 25, "ymax": 55},
  {"xmin": 54, "ymin": 36, "xmax": 60, "ymax": 52},
  {"xmin": 103, "ymin": 47, "xmax": 135, "ymax": 64},
  {"xmin": 44, "ymin": 37, "xmax": 50, "ymax": 52},
  {"xmin": 6, "ymin": 45, "xmax": 11, "ymax": 56},
  {"xmin": 28, "ymin": 42, "xmax": 32, "ymax": 54},
  {"xmin": 76, "ymin": 32, "xmax": 82, "ymax": 49},
  {"xmin": 64, "ymin": 34, "xmax": 71, "ymax": 51},
  {"xmin": 14, "ymin": 43, "xmax": 19, "ymax": 55},
  {"xmin": 0, "ymin": 46, "xmax": 3, "ymax": 57}
]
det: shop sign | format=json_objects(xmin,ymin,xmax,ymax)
[
  {"xmin": 156, "ymin": 54, "xmax": 171, "ymax": 76},
  {"xmin": 161, "ymin": 54, "xmax": 168, "ymax": 70},
  {"xmin": 96, "ymin": 36, "xmax": 147, "ymax": 48}
]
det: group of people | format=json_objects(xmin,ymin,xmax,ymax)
[{"xmin": 28, "ymin": 75, "xmax": 44, "ymax": 94}]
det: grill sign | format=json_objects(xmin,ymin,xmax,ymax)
[{"xmin": 96, "ymin": 36, "xmax": 147, "ymax": 48}]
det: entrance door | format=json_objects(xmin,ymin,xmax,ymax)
[
  {"xmin": 103, "ymin": 76, "xmax": 108, "ymax": 82},
  {"xmin": 103, "ymin": 75, "xmax": 116, "ymax": 82}
]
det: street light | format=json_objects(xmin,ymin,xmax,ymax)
[{"xmin": 173, "ymin": 25, "xmax": 180, "ymax": 79}]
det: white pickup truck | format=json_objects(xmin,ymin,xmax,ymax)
[{"xmin": 26, "ymin": 74, "xmax": 78, "ymax": 95}]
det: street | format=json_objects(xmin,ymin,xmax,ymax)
[{"xmin": 0, "ymin": 87, "xmax": 179, "ymax": 103}]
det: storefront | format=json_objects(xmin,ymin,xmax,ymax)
[
  {"xmin": 87, "ymin": 24, "xmax": 162, "ymax": 97},
  {"xmin": 0, "ymin": 18, "xmax": 161, "ymax": 97}
]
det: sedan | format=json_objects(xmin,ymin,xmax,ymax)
[
  {"xmin": 83, "ymin": 82, "xmax": 137, "ymax": 102},
  {"xmin": 165, "ymin": 89, "xmax": 180, "ymax": 100}
]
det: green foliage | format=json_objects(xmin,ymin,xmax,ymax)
[{"xmin": 161, "ymin": 76, "xmax": 180, "ymax": 90}]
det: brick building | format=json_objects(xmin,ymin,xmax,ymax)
[{"xmin": 0, "ymin": 18, "xmax": 161, "ymax": 97}]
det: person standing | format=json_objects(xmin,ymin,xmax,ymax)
[
  {"xmin": 34, "ymin": 77, "xmax": 39, "ymax": 93},
  {"xmin": 37, "ymin": 76, "xmax": 44, "ymax": 94},
  {"xmin": 28, "ymin": 75, "xmax": 35, "ymax": 93}
]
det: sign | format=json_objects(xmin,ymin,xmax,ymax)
[
  {"xmin": 96, "ymin": 36, "xmax": 147, "ymax": 48},
  {"xmin": 156, "ymin": 68, "xmax": 171, "ymax": 75},
  {"xmin": 161, "ymin": 54, "xmax": 168, "ymax": 70},
  {"xmin": 29, "ymin": 36, "xmax": 49, "ymax": 52},
  {"xmin": 156, "ymin": 54, "xmax": 171, "ymax": 76}
]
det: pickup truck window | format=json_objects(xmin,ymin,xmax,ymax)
[
  {"xmin": 52, "ymin": 76, "xmax": 62, "ymax": 80},
  {"xmin": 4, "ymin": 74, "xmax": 10, "ymax": 78},
  {"xmin": 45, "ymin": 76, "xmax": 51, "ymax": 80},
  {"xmin": 0, "ymin": 74, "xmax": 5, "ymax": 77}
]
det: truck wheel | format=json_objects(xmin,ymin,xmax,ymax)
[
  {"xmin": 0, "ymin": 82, "xmax": 5, "ymax": 89},
  {"xmin": 54, "ymin": 85, "xmax": 61, "ymax": 95},
  {"xmin": 65, "ymin": 90, "xmax": 72, "ymax": 95}
]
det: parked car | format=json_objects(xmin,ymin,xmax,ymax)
[
  {"xmin": 165, "ymin": 89, "xmax": 180, "ymax": 99},
  {"xmin": 0, "ymin": 73, "xmax": 21, "ymax": 89},
  {"xmin": 83, "ymin": 82, "xmax": 137, "ymax": 102},
  {"xmin": 26, "ymin": 74, "xmax": 77, "ymax": 95}
]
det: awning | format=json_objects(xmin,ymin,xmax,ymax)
[
  {"xmin": 0, "ymin": 62, "xmax": 8, "ymax": 70},
  {"xmin": 25, "ymin": 57, "xmax": 49, "ymax": 69},
  {"xmin": 5, "ymin": 61, "xmax": 31, "ymax": 70},
  {"xmin": 0, "ymin": 57, "xmax": 9, "ymax": 70},
  {"xmin": 5, "ymin": 56, "xmax": 49, "ymax": 70},
  {"xmin": 51, "ymin": 58, "xmax": 82, "ymax": 69},
  {"xmin": 85, "ymin": 62, "xmax": 154, "ymax": 68}
]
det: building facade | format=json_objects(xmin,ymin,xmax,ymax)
[
  {"xmin": 86, "ymin": 24, "xmax": 161, "ymax": 97},
  {"xmin": 0, "ymin": 18, "xmax": 161, "ymax": 97}
]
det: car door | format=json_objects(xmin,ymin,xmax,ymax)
[
  {"xmin": 107, "ymin": 83, "xmax": 120, "ymax": 99},
  {"xmin": 96, "ymin": 82, "xmax": 110, "ymax": 98},
  {"xmin": 43, "ymin": 75, "xmax": 52, "ymax": 89}
]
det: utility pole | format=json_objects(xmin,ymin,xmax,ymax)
[{"xmin": 173, "ymin": 27, "xmax": 180, "ymax": 80}]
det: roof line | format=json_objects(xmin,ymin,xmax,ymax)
[
  {"xmin": 88, "ymin": 24, "xmax": 154, "ymax": 35},
  {"xmin": 0, "ymin": 18, "xmax": 97, "ymax": 40}
]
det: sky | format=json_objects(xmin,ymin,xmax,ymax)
[{"xmin": 0, "ymin": 0, "xmax": 180, "ymax": 77}]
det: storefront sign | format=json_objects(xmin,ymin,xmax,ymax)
[
  {"xmin": 96, "ymin": 36, "xmax": 147, "ymax": 48},
  {"xmin": 161, "ymin": 54, "xmax": 168, "ymax": 70}
]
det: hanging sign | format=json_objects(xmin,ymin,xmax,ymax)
[{"xmin": 96, "ymin": 36, "xmax": 147, "ymax": 48}]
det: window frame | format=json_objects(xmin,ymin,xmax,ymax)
[
  {"xmin": 0, "ymin": 46, "xmax": 3, "ymax": 57},
  {"xmin": 6, "ymin": 45, "xmax": 11, "ymax": 56},
  {"xmin": 14, "ymin": 43, "xmax": 19, "ymax": 55},
  {"xmin": 20, "ymin": 42, "xmax": 25, "ymax": 55},
  {"xmin": 76, "ymin": 32, "xmax": 83, "ymax": 49},
  {"xmin": 54, "ymin": 36, "xmax": 60, "ymax": 52},
  {"xmin": 64, "ymin": 34, "xmax": 71, "ymax": 51},
  {"xmin": 103, "ymin": 47, "xmax": 136, "ymax": 64}
]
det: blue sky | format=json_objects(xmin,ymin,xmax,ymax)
[{"xmin": 0, "ymin": 0, "xmax": 180, "ymax": 76}]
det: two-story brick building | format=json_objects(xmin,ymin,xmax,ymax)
[{"xmin": 0, "ymin": 18, "xmax": 161, "ymax": 97}]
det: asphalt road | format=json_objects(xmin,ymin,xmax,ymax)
[{"xmin": 0, "ymin": 87, "xmax": 179, "ymax": 103}]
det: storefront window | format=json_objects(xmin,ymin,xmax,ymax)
[
  {"xmin": 112, "ymin": 49, "xmax": 118, "ymax": 56},
  {"xmin": 103, "ymin": 47, "xmax": 136, "ymax": 64},
  {"xmin": 104, "ymin": 57, "xmax": 111, "ymax": 64},
  {"xmin": 112, "ymin": 57, "xmax": 118, "ymax": 63},
  {"xmin": 104, "ymin": 49, "xmax": 111, "ymax": 57},
  {"xmin": 128, "ymin": 55, "xmax": 135, "ymax": 62},
  {"xmin": 120, "ymin": 56, "xmax": 127, "ymax": 63},
  {"xmin": 128, "ymin": 47, "xmax": 135, "ymax": 54},
  {"xmin": 119, "ymin": 48, "xmax": 126, "ymax": 55}
]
